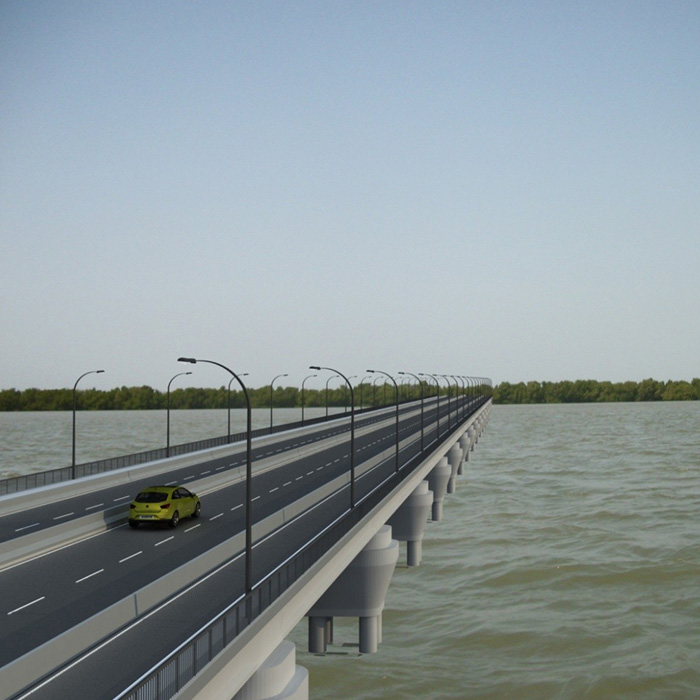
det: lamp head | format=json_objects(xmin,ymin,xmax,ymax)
[{"xmin": 178, "ymin": 357, "xmax": 197, "ymax": 364}]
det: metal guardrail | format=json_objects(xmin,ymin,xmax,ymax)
[
  {"xmin": 116, "ymin": 396, "xmax": 488, "ymax": 700},
  {"xmin": 0, "ymin": 407, "xmax": 378, "ymax": 496}
]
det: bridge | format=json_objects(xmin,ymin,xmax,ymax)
[{"xmin": 0, "ymin": 376, "xmax": 492, "ymax": 700}]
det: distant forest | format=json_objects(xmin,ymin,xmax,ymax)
[
  {"xmin": 0, "ymin": 382, "xmax": 444, "ymax": 412},
  {"xmin": 0, "ymin": 378, "xmax": 696, "ymax": 410},
  {"xmin": 493, "ymin": 378, "xmax": 699, "ymax": 404}
]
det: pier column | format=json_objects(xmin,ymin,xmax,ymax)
[
  {"xmin": 233, "ymin": 640, "xmax": 308, "ymax": 700},
  {"xmin": 387, "ymin": 481, "xmax": 433, "ymax": 566},
  {"xmin": 446, "ymin": 443, "xmax": 463, "ymax": 494},
  {"xmin": 427, "ymin": 457, "xmax": 451, "ymax": 521},
  {"xmin": 458, "ymin": 433, "xmax": 471, "ymax": 471},
  {"xmin": 307, "ymin": 525, "xmax": 398, "ymax": 654}
]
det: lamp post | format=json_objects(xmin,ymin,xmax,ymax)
[
  {"xmin": 228, "ymin": 373, "xmax": 249, "ymax": 443},
  {"xmin": 453, "ymin": 375, "xmax": 465, "ymax": 420},
  {"xmin": 367, "ymin": 369, "xmax": 400, "ymax": 472},
  {"xmin": 438, "ymin": 375, "xmax": 453, "ymax": 430},
  {"xmin": 301, "ymin": 373, "xmax": 317, "ymax": 424},
  {"xmin": 269, "ymin": 373, "xmax": 288, "ymax": 430},
  {"xmin": 179, "ymin": 357, "xmax": 253, "ymax": 596},
  {"xmin": 324, "ymin": 374, "xmax": 339, "ymax": 420},
  {"xmin": 311, "ymin": 365, "xmax": 355, "ymax": 508},
  {"xmin": 167, "ymin": 371, "xmax": 191, "ymax": 457},
  {"xmin": 345, "ymin": 376, "xmax": 357, "ymax": 413},
  {"xmin": 420, "ymin": 373, "xmax": 440, "ymax": 440},
  {"xmin": 465, "ymin": 376, "xmax": 475, "ymax": 406},
  {"xmin": 399, "ymin": 371, "xmax": 424, "ymax": 452},
  {"xmin": 372, "ymin": 375, "xmax": 383, "ymax": 407},
  {"xmin": 358, "ymin": 375, "xmax": 371, "ymax": 409},
  {"xmin": 72, "ymin": 369, "xmax": 105, "ymax": 479}
]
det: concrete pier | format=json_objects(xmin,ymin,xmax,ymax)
[
  {"xmin": 386, "ymin": 481, "xmax": 433, "ymax": 566},
  {"xmin": 307, "ymin": 525, "xmax": 398, "ymax": 654},
  {"xmin": 458, "ymin": 432, "xmax": 471, "ymax": 471},
  {"xmin": 427, "ymin": 456, "xmax": 451, "ymax": 521},
  {"xmin": 233, "ymin": 641, "xmax": 308, "ymax": 700},
  {"xmin": 446, "ymin": 442, "xmax": 463, "ymax": 494}
]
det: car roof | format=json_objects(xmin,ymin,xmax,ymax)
[{"xmin": 139, "ymin": 485, "xmax": 179, "ymax": 492}]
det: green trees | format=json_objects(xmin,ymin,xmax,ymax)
[
  {"xmin": 0, "ymin": 382, "xmax": 413, "ymax": 411},
  {"xmin": 492, "ymin": 379, "xmax": 700, "ymax": 404}
]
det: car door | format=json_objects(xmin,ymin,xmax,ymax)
[{"xmin": 176, "ymin": 488, "xmax": 194, "ymax": 516}]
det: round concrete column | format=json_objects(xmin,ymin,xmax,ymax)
[{"xmin": 427, "ymin": 457, "xmax": 451, "ymax": 521}]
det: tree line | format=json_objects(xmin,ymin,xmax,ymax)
[
  {"xmin": 0, "ymin": 382, "xmax": 463, "ymax": 412},
  {"xmin": 493, "ymin": 378, "xmax": 700, "ymax": 404}
]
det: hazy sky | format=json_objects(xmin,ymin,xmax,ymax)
[{"xmin": 2, "ymin": 1, "xmax": 698, "ymax": 391}]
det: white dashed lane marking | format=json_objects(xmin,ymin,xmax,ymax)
[
  {"xmin": 8, "ymin": 597, "xmax": 45, "ymax": 616},
  {"xmin": 76, "ymin": 569, "xmax": 104, "ymax": 584}
]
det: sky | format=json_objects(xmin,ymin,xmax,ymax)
[{"xmin": 1, "ymin": 1, "xmax": 698, "ymax": 392}]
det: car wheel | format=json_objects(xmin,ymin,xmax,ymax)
[
  {"xmin": 169, "ymin": 510, "xmax": 180, "ymax": 528},
  {"xmin": 193, "ymin": 501, "xmax": 201, "ymax": 518},
  {"xmin": 129, "ymin": 520, "xmax": 139, "ymax": 529}
]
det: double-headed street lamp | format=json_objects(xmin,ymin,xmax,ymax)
[
  {"xmin": 367, "ymin": 369, "xmax": 400, "ymax": 473},
  {"xmin": 179, "ymin": 357, "xmax": 254, "ymax": 596},
  {"xmin": 399, "ymin": 371, "xmax": 424, "ymax": 452},
  {"xmin": 310, "ymin": 366, "xmax": 355, "ymax": 509},
  {"xmin": 269, "ymin": 373, "xmax": 288, "ymax": 430},
  {"xmin": 72, "ymin": 369, "xmax": 105, "ymax": 478},
  {"xmin": 167, "ymin": 371, "xmax": 191, "ymax": 457}
]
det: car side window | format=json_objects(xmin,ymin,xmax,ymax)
[{"xmin": 173, "ymin": 489, "xmax": 181, "ymax": 499}]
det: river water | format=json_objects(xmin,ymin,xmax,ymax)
[{"xmin": 1, "ymin": 402, "xmax": 699, "ymax": 698}]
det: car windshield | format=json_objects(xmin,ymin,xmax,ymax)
[{"xmin": 135, "ymin": 491, "xmax": 168, "ymax": 503}]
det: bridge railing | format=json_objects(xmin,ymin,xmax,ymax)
[
  {"xmin": 116, "ymin": 396, "xmax": 488, "ymax": 700},
  {"xmin": 0, "ymin": 405, "xmax": 381, "ymax": 496}
]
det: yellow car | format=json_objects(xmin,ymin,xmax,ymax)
[{"xmin": 128, "ymin": 485, "xmax": 201, "ymax": 528}]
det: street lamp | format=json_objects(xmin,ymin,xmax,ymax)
[
  {"xmin": 228, "ymin": 373, "xmax": 249, "ymax": 443},
  {"xmin": 372, "ymin": 375, "xmax": 383, "ymax": 407},
  {"xmin": 324, "ymin": 374, "xmax": 339, "ymax": 420},
  {"xmin": 453, "ymin": 375, "xmax": 465, "ymax": 420},
  {"xmin": 269, "ymin": 373, "xmax": 289, "ymax": 430},
  {"xmin": 345, "ymin": 376, "xmax": 357, "ymax": 413},
  {"xmin": 179, "ymin": 357, "xmax": 254, "ymax": 596},
  {"xmin": 167, "ymin": 371, "xmax": 191, "ymax": 457},
  {"xmin": 311, "ymin": 365, "xmax": 356, "ymax": 508},
  {"xmin": 399, "ymin": 371, "xmax": 424, "ymax": 452},
  {"xmin": 301, "ymin": 373, "xmax": 317, "ymax": 424},
  {"xmin": 72, "ymin": 369, "xmax": 105, "ymax": 478},
  {"xmin": 367, "ymin": 369, "xmax": 400, "ymax": 472},
  {"xmin": 420, "ymin": 373, "xmax": 440, "ymax": 439},
  {"xmin": 439, "ymin": 375, "xmax": 452, "ymax": 430},
  {"xmin": 358, "ymin": 375, "xmax": 372, "ymax": 409}
]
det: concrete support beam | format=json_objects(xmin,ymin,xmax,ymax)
[
  {"xmin": 386, "ymin": 481, "xmax": 432, "ymax": 566},
  {"xmin": 233, "ymin": 641, "xmax": 307, "ymax": 700}
]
